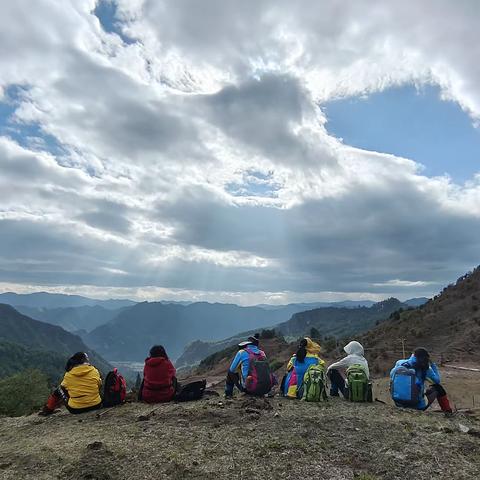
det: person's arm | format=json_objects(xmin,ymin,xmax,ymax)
[
  {"xmin": 286, "ymin": 356, "xmax": 295, "ymax": 372},
  {"xmin": 94, "ymin": 368, "xmax": 102, "ymax": 388},
  {"xmin": 228, "ymin": 350, "xmax": 244, "ymax": 373},
  {"xmin": 327, "ymin": 356, "xmax": 349, "ymax": 372},
  {"xmin": 60, "ymin": 372, "xmax": 68, "ymax": 390},
  {"xmin": 426, "ymin": 362, "xmax": 441, "ymax": 384},
  {"xmin": 168, "ymin": 360, "xmax": 176, "ymax": 380}
]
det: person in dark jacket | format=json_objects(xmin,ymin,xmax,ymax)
[{"xmin": 139, "ymin": 345, "xmax": 176, "ymax": 403}]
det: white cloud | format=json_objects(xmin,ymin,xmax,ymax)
[{"xmin": 0, "ymin": 0, "xmax": 479, "ymax": 302}]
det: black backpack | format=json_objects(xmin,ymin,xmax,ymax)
[{"xmin": 174, "ymin": 380, "xmax": 206, "ymax": 402}]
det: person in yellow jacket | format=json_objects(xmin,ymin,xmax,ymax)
[
  {"xmin": 40, "ymin": 352, "xmax": 102, "ymax": 415},
  {"xmin": 282, "ymin": 337, "xmax": 324, "ymax": 398}
]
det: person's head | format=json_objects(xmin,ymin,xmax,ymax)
[
  {"xmin": 65, "ymin": 352, "xmax": 89, "ymax": 371},
  {"xmin": 304, "ymin": 337, "xmax": 321, "ymax": 356},
  {"xmin": 296, "ymin": 338, "xmax": 308, "ymax": 362},
  {"xmin": 247, "ymin": 333, "xmax": 260, "ymax": 347},
  {"xmin": 343, "ymin": 341, "xmax": 364, "ymax": 356},
  {"xmin": 413, "ymin": 347, "xmax": 430, "ymax": 369},
  {"xmin": 149, "ymin": 345, "xmax": 168, "ymax": 359}
]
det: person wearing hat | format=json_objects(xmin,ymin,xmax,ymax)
[
  {"xmin": 390, "ymin": 347, "xmax": 453, "ymax": 413},
  {"xmin": 224, "ymin": 333, "xmax": 266, "ymax": 398}
]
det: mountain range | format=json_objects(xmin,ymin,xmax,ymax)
[
  {"xmin": 14, "ymin": 304, "xmax": 127, "ymax": 333},
  {"xmin": 84, "ymin": 301, "xmax": 323, "ymax": 361},
  {"xmin": 0, "ymin": 292, "xmax": 135, "ymax": 310},
  {"xmin": 176, "ymin": 297, "xmax": 410, "ymax": 367}
]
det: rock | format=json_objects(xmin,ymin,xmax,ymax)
[
  {"xmin": 458, "ymin": 424, "xmax": 470, "ymax": 433},
  {"xmin": 87, "ymin": 441, "xmax": 103, "ymax": 450}
]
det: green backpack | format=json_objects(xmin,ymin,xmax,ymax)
[
  {"xmin": 302, "ymin": 364, "xmax": 328, "ymax": 402},
  {"xmin": 346, "ymin": 364, "xmax": 370, "ymax": 402}
]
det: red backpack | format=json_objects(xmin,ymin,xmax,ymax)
[
  {"xmin": 103, "ymin": 368, "xmax": 127, "ymax": 407},
  {"xmin": 244, "ymin": 348, "xmax": 273, "ymax": 396}
]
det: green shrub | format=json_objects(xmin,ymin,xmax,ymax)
[
  {"xmin": 0, "ymin": 369, "xmax": 50, "ymax": 417},
  {"xmin": 260, "ymin": 329, "xmax": 276, "ymax": 339}
]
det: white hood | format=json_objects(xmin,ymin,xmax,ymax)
[{"xmin": 343, "ymin": 341, "xmax": 364, "ymax": 356}]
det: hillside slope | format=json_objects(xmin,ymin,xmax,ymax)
[
  {"xmin": 360, "ymin": 266, "xmax": 480, "ymax": 374},
  {"xmin": 0, "ymin": 394, "xmax": 478, "ymax": 480},
  {"xmin": 277, "ymin": 298, "xmax": 406, "ymax": 339},
  {"xmin": 0, "ymin": 341, "xmax": 66, "ymax": 381},
  {"xmin": 0, "ymin": 304, "xmax": 111, "ymax": 376}
]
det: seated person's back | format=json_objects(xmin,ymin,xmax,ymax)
[
  {"xmin": 141, "ymin": 345, "xmax": 176, "ymax": 403},
  {"xmin": 283, "ymin": 337, "xmax": 323, "ymax": 398},
  {"xmin": 327, "ymin": 341, "xmax": 369, "ymax": 398},
  {"xmin": 61, "ymin": 356, "xmax": 102, "ymax": 410}
]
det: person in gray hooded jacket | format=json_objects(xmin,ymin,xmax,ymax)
[{"xmin": 327, "ymin": 341, "xmax": 369, "ymax": 397}]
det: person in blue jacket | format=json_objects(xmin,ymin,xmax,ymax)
[
  {"xmin": 225, "ymin": 334, "xmax": 265, "ymax": 398},
  {"xmin": 390, "ymin": 347, "xmax": 452, "ymax": 413}
]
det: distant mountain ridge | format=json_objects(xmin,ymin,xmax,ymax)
[
  {"xmin": 14, "ymin": 304, "xmax": 126, "ymax": 333},
  {"xmin": 0, "ymin": 292, "xmax": 136, "ymax": 310},
  {"xmin": 254, "ymin": 300, "xmax": 377, "ymax": 310}
]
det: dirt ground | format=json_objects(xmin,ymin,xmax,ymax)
[{"xmin": 1, "ymin": 381, "xmax": 479, "ymax": 480}]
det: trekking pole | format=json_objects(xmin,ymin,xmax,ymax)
[
  {"xmin": 96, "ymin": 407, "xmax": 116, "ymax": 419},
  {"xmin": 400, "ymin": 338, "xmax": 406, "ymax": 359}
]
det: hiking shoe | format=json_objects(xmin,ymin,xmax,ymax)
[
  {"xmin": 38, "ymin": 406, "xmax": 56, "ymax": 416},
  {"xmin": 329, "ymin": 390, "xmax": 339, "ymax": 397},
  {"xmin": 224, "ymin": 393, "xmax": 233, "ymax": 399}
]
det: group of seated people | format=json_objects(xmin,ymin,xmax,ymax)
[
  {"xmin": 40, "ymin": 335, "xmax": 453, "ymax": 415},
  {"xmin": 40, "ymin": 345, "xmax": 177, "ymax": 415},
  {"xmin": 225, "ymin": 334, "xmax": 453, "ymax": 413}
]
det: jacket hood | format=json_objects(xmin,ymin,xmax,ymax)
[
  {"xmin": 69, "ymin": 364, "xmax": 96, "ymax": 377},
  {"xmin": 145, "ymin": 356, "xmax": 169, "ymax": 366},
  {"xmin": 305, "ymin": 337, "xmax": 321, "ymax": 355},
  {"xmin": 343, "ymin": 341, "xmax": 364, "ymax": 356}
]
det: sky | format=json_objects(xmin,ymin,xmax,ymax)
[{"xmin": 0, "ymin": 0, "xmax": 479, "ymax": 305}]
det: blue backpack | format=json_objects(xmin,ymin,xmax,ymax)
[{"xmin": 390, "ymin": 363, "xmax": 419, "ymax": 407}]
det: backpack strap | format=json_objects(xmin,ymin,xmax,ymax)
[{"xmin": 245, "ymin": 347, "xmax": 264, "ymax": 360}]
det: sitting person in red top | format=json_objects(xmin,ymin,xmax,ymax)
[{"xmin": 139, "ymin": 345, "xmax": 177, "ymax": 403}]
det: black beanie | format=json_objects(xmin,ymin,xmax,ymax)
[
  {"xmin": 414, "ymin": 347, "xmax": 430, "ymax": 360},
  {"xmin": 247, "ymin": 333, "xmax": 260, "ymax": 346}
]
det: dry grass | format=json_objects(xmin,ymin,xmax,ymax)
[{"xmin": 1, "ymin": 384, "xmax": 479, "ymax": 480}]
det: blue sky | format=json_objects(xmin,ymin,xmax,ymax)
[{"xmin": 324, "ymin": 85, "xmax": 480, "ymax": 184}]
